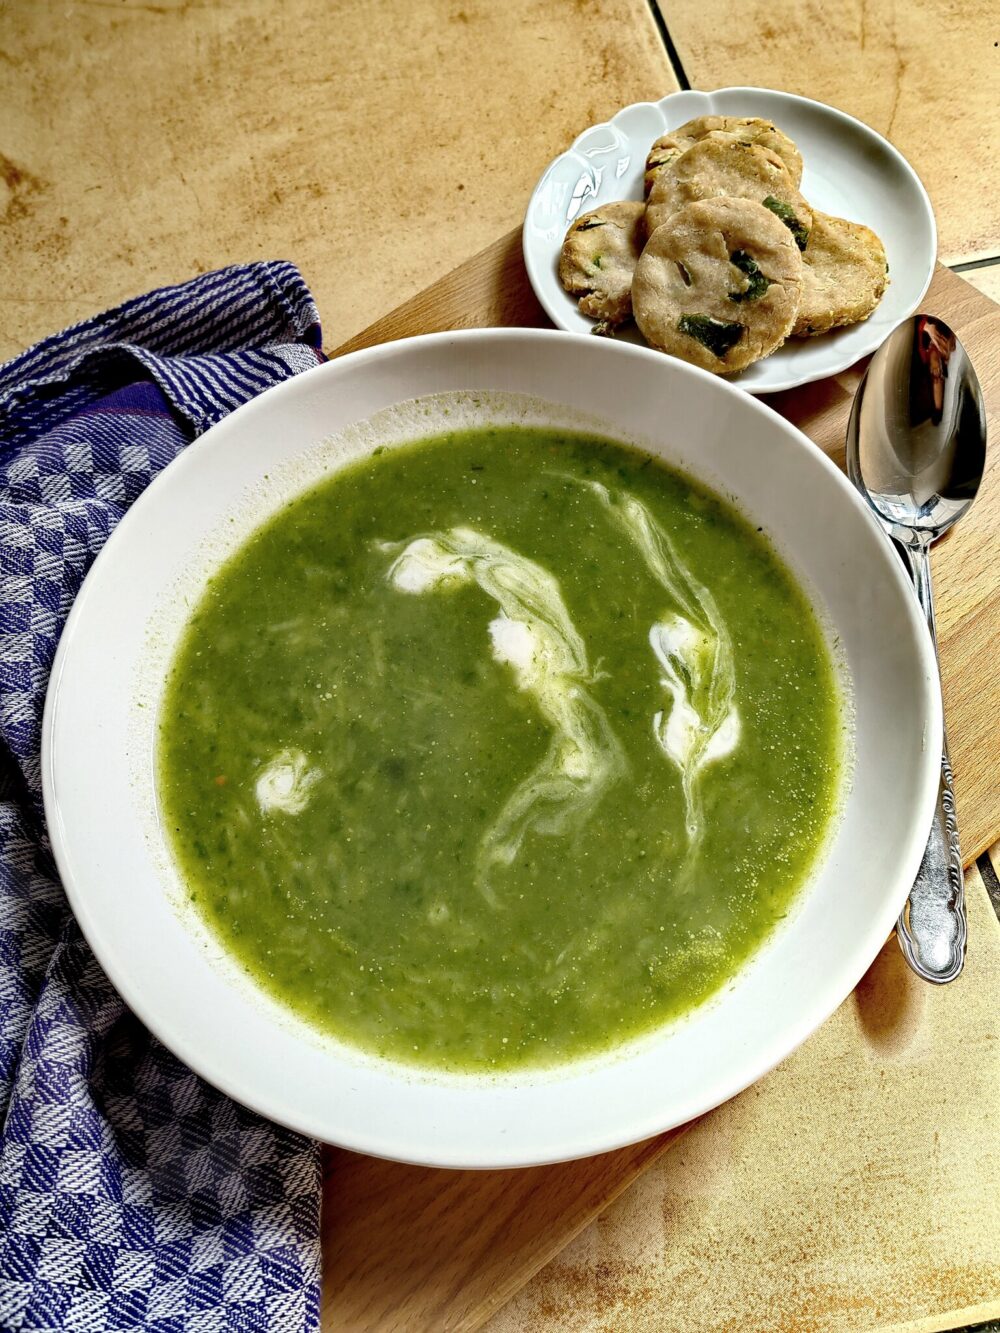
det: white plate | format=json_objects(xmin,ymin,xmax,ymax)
[
  {"xmin": 523, "ymin": 87, "xmax": 937, "ymax": 393},
  {"xmin": 43, "ymin": 329, "xmax": 941, "ymax": 1168}
]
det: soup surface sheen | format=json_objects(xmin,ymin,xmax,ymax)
[{"xmin": 159, "ymin": 426, "xmax": 843, "ymax": 1072}]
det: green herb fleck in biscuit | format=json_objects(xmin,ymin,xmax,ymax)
[
  {"xmin": 762, "ymin": 196, "xmax": 810, "ymax": 250},
  {"xmin": 678, "ymin": 314, "xmax": 745, "ymax": 358},
  {"xmin": 728, "ymin": 250, "xmax": 771, "ymax": 303}
]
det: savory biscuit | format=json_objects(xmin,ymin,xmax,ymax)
[
  {"xmin": 558, "ymin": 201, "xmax": 646, "ymax": 328},
  {"xmin": 645, "ymin": 129, "xmax": 720, "ymax": 196},
  {"xmin": 644, "ymin": 115, "xmax": 803, "ymax": 196},
  {"xmin": 632, "ymin": 197, "xmax": 804, "ymax": 374},
  {"xmin": 645, "ymin": 139, "xmax": 812, "ymax": 250},
  {"xmin": 792, "ymin": 211, "xmax": 888, "ymax": 336}
]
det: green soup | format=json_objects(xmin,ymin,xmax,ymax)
[{"xmin": 158, "ymin": 426, "xmax": 844, "ymax": 1072}]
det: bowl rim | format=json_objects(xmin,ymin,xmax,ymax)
[{"xmin": 42, "ymin": 326, "xmax": 943, "ymax": 1166}]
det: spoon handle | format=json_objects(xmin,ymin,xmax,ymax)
[{"xmin": 899, "ymin": 543, "xmax": 967, "ymax": 983}]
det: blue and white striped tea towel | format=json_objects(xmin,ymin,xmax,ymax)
[{"xmin": 0, "ymin": 263, "xmax": 324, "ymax": 1333}]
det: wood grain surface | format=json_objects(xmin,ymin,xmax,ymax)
[
  {"xmin": 321, "ymin": 234, "xmax": 1000, "ymax": 1333},
  {"xmin": 5, "ymin": 2, "xmax": 996, "ymax": 370},
  {"xmin": 323, "ymin": 1128, "xmax": 690, "ymax": 1333},
  {"xmin": 0, "ymin": 0, "xmax": 675, "ymax": 362},
  {"xmin": 965, "ymin": 262, "xmax": 1000, "ymax": 306},
  {"xmin": 487, "ymin": 869, "xmax": 1000, "ymax": 1333},
  {"xmin": 655, "ymin": 0, "xmax": 1000, "ymax": 265}
]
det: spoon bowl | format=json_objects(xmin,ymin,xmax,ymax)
[{"xmin": 848, "ymin": 315, "xmax": 986, "ymax": 543}]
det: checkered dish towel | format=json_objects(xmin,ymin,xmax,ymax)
[{"xmin": 0, "ymin": 264, "xmax": 324, "ymax": 1333}]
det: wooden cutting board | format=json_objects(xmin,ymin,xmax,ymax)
[
  {"xmin": 320, "ymin": 234, "xmax": 1000, "ymax": 1333},
  {"xmin": 485, "ymin": 864, "xmax": 1000, "ymax": 1333}
]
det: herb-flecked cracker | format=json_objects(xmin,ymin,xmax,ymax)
[
  {"xmin": 558, "ymin": 201, "xmax": 646, "ymax": 328},
  {"xmin": 792, "ymin": 211, "xmax": 888, "ymax": 336},
  {"xmin": 645, "ymin": 115, "xmax": 804, "ymax": 196},
  {"xmin": 645, "ymin": 139, "xmax": 812, "ymax": 249},
  {"xmin": 632, "ymin": 197, "xmax": 804, "ymax": 374}
]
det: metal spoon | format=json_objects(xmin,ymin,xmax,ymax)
[{"xmin": 847, "ymin": 314, "xmax": 987, "ymax": 983}]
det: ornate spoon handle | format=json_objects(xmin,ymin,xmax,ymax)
[{"xmin": 898, "ymin": 542, "xmax": 967, "ymax": 983}]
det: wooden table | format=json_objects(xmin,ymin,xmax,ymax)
[
  {"xmin": 2, "ymin": 3, "xmax": 999, "ymax": 1330},
  {"xmin": 1, "ymin": 0, "xmax": 997, "ymax": 359}
]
